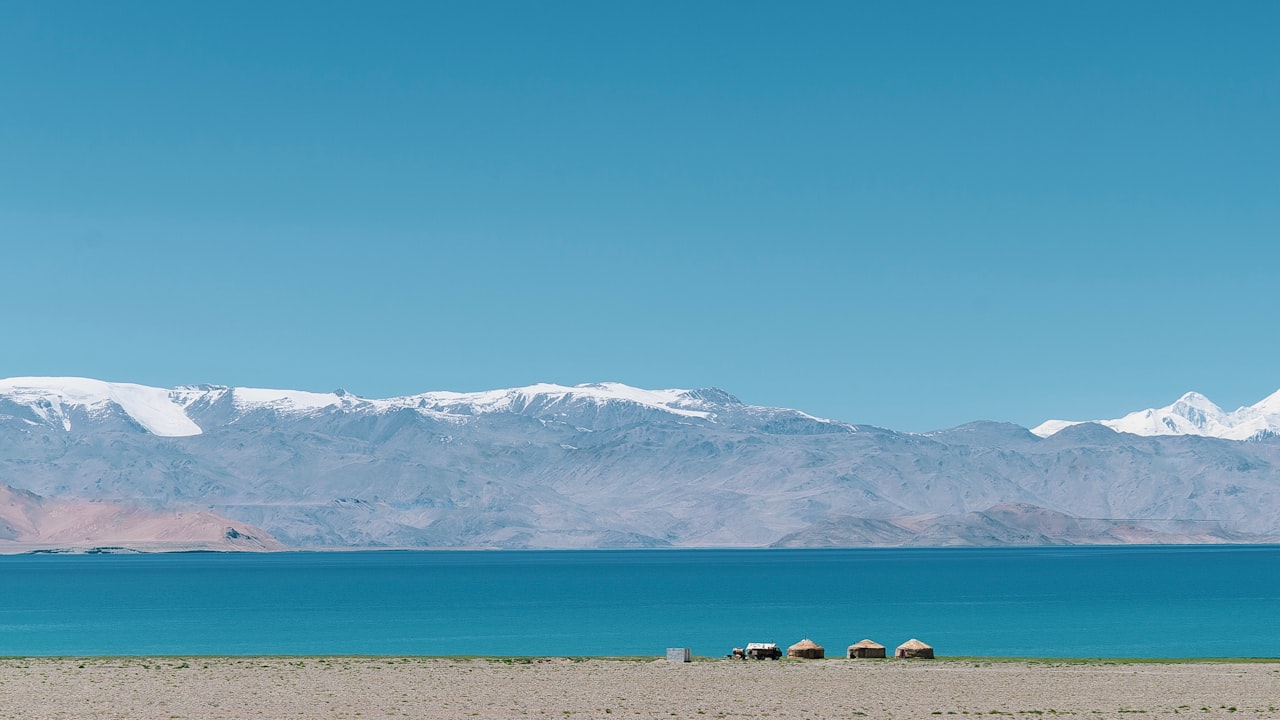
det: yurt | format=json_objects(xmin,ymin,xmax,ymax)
[
  {"xmin": 787, "ymin": 638, "xmax": 825, "ymax": 659},
  {"xmin": 847, "ymin": 639, "xmax": 886, "ymax": 659},
  {"xmin": 895, "ymin": 638, "xmax": 934, "ymax": 659}
]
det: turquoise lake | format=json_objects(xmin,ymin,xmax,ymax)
[{"xmin": 2, "ymin": 546, "xmax": 1277, "ymax": 658}]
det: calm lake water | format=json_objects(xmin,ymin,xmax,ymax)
[{"xmin": 2, "ymin": 546, "xmax": 1278, "ymax": 658}]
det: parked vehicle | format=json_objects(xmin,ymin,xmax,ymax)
[{"xmin": 743, "ymin": 642, "xmax": 781, "ymax": 659}]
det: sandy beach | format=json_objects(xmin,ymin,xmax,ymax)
[{"xmin": 1, "ymin": 656, "xmax": 1278, "ymax": 719}]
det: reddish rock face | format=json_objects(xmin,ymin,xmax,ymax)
[{"xmin": 0, "ymin": 483, "xmax": 283, "ymax": 553}]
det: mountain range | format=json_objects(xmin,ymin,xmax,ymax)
[{"xmin": 2, "ymin": 376, "xmax": 1279, "ymax": 552}]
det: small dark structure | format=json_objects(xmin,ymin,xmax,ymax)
[
  {"xmin": 895, "ymin": 638, "xmax": 935, "ymax": 659},
  {"xmin": 847, "ymin": 639, "xmax": 887, "ymax": 659},
  {"xmin": 787, "ymin": 638, "xmax": 825, "ymax": 659},
  {"xmin": 745, "ymin": 642, "xmax": 782, "ymax": 660}
]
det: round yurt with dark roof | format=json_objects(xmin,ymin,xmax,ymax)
[
  {"xmin": 895, "ymin": 638, "xmax": 934, "ymax": 659},
  {"xmin": 847, "ymin": 639, "xmax": 886, "ymax": 659},
  {"xmin": 787, "ymin": 638, "xmax": 825, "ymax": 659}
]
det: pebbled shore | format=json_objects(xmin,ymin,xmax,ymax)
[{"xmin": 1, "ymin": 656, "xmax": 1279, "ymax": 719}]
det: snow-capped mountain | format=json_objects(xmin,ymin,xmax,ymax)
[
  {"xmin": 4, "ymin": 376, "xmax": 1280, "ymax": 551},
  {"xmin": 1032, "ymin": 389, "xmax": 1280, "ymax": 441}
]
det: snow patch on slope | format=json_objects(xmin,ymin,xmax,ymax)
[
  {"xmin": 232, "ymin": 387, "xmax": 351, "ymax": 412},
  {"xmin": 0, "ymin": 377, "xmax": 203, "ymax": 437}
]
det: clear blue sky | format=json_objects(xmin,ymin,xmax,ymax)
[{"xmin": 2, "ymin": 1, "xmax": 1276, "ymax": 431}]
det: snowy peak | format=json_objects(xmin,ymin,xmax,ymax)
[
  {"xmin": 1033, "ymin": 389, "xmax": 1280, "ymax": 441},
  {"xmin": 675, "ymin": 387, "xmax": 744, "ymax": 407},
  {"xmin": 1174, "ymin": 391, "xmax": 1219, "ymax": 412},
  {"xmin": 1170, "ymin": 391, "xmax": 1226, "ymax": 423},
  {"xmin": 0, "ymin": 377, "xmax": 203, "ymax": 437}
]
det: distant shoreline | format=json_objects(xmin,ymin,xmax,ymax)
[{"xmin": 7, "ymin": 541, "xmax": 1280, "ymax": 555}]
